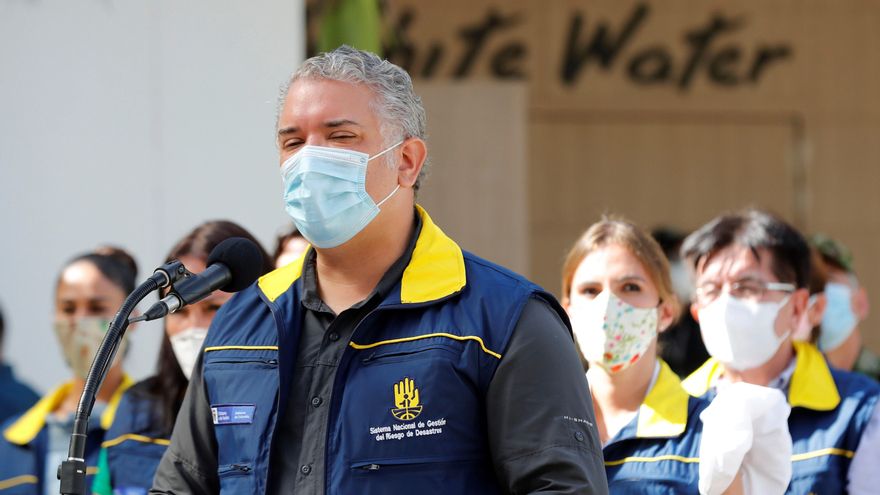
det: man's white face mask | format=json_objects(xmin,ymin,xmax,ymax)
[{"xmin": 698, "ymin": 293, "xmax": 791, "ymax": 371}]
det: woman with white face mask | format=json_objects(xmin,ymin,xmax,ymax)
[
  {"xmin": 0, "ymin": 247, "xmax": 138, "ymax": 495},
  {"xmin": 92, "ymin": 221, "xmax": 273, "ymax": 495},
  {"xmin": 562, "ymin": 218, "xmax": 791, "ymax": 495}
]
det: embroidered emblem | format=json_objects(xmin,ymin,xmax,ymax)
[{"xmin": 391, "ymin": 377, "xmax": 423, "ymax": 421}]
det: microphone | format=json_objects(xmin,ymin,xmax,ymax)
[{"xmin": 135, "ymin": 237, "xmax": 264, "ymax": 322}]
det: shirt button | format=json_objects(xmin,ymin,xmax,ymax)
[
  {"xmin": 574, "ymin": 431, "xmax": 585, "ymax": 442},
  {"xmin": 311, "ymin": 396, "xmax": 323, "ymax": 408},
  {"xmin": 300, "ymin": 464, "xmax": 311, "ymax": 475},
  {"xmin": 328, "ymin": 332, "xmax": 340, "ymax": 342}
]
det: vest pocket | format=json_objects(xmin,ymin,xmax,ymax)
[
  {"xmin": 217, "ymin": 463, "xmax": 255, "ymax": 493},
  {"xmin": 204, "ymin": 353, "xmax": 279, "ymax": 493},
  {"xmin": 348, "ymin": 457, "xmax": 498, "ymax": 494}
]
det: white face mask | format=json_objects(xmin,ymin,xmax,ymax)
[
  {"xmin": 169, "ymin": 327, "xmax": 209, "ymax": 379},
  {"xmin": 569, "ymin": 290, "xmax": 658, "ymax": 373},
  {"xmin": 698, "ymin": 293, "xmax": 791, "ymax": 371}
]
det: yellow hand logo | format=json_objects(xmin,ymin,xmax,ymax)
[
  {"xmin": 391, "ymin": 377, "xmax": 423, "ymax": 421},
  {"xmin": 394, "ymin": 377, "xmax": 420, "ymax": 409}
]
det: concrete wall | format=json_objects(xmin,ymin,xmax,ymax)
[{"xmin": 0, "ymin": 1, "xmax": 304, "ymax": 392}]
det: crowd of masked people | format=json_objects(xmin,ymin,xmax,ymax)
[{"xmin": 0, "ymin": 209, "xmax": 877, "ymax": 494}]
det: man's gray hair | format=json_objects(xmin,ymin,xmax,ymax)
[{"xmin": 279, "ymin": 45, "xmax": 429, "ymax": 190}]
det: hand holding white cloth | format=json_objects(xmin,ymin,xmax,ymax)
[{"xmin": 698, "ymin": 382, "xmax": 792, "ymax": 495}]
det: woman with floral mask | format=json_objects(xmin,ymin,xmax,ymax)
[
  {"xmin": 562, "ymin": 218, "xmax": 792, "ymax": 494},
  {"xmin": 562, "ymin": 218, "xmax": 711, "ymax": 493},
  {"xmin": 0, "ymin": 247, "xmax": 137, "ymax": 494},
  {"xmin": 92, "ymin": 221, "xmax": 272, "ymax": 495}
]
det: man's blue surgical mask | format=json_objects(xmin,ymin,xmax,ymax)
[
  {"xmin": 819, "ymin": 282, "xmax": 858, "ymax": 351},
  {"xmin": 281, "ymin": 142, "xmax": 402, "ymax": 248}
]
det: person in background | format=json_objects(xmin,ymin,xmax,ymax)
[
  {"xmin": 0, "ymin": 247, "xmax": 137, "ymax": 494},
  {"xmin": 564, "ymin": 218, "xmax": 791, "ymax": 494},
  {"xmin": 92, "ymin": 220, "xmax": 273, "ymax": 495},
  {"xmin": 681, "ymin": 210, "xmax": 880, "ymax": 494},
  {"xmin": 810, "ymin": 234, "xmax": 880, "ymax": 379},
  {"xmin": 0, "ymin": 305, "xmax": 40, "ymax": 424},
  {"xmin": 273, "ymin": 224, "xmax": 309, "ymax": 268},
  {"xmin": 651, "ymin": 227, "xmax": 709, "ymax": 377}
]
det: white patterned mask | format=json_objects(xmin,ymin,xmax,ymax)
[{"xmin": 569, "ymin": 291, "xmax": 658, "ymax": 373}]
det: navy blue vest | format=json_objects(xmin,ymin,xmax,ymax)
[
  {"xmin": 603, "ymin": 361, "xmax": 708, "ymax": 494},
  {"xmin": 683, "ymin": 342, "xmax": 880, "ymax": 494},
  {"xmin": 100, "ymin": 382, "xmax": 171, "ymax": 495},
  {"xmin": 0, "ymin": 379, "xmax": 131, "ymax": 494},
  {"xmin": 200, "ymin": 207, "xmax": 567, "ymax": 494}
]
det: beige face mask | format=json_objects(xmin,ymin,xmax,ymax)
[{"xmin": 53, "ymin": 317, "xmax": 125, "ymax": 380}]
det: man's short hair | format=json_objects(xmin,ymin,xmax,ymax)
[
  {"xmin": 681, "ymin": 209, "xmax": 811, "ymax": 288},
  {"xmin": 280, "ymin": 45, "xmax": 430, "ymax": 190}
]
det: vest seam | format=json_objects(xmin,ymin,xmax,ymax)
[
  {"xmin": 348, "ymin": 333, "xmax": 502, "ymax": 359},
  {"xmin": 604, "ymin": 454, "xmax": 701, "ymax": 466},
  {"xmin": 204, "ymin": 345, "xmax": 279, "ymax": 352},
  {"xmin": 0, "ymin": 474, "xmax": 38, "ymax": 490},
  {"xmin": 790, "ymin": 447, "xmax": 855, "ymax": 461},
  {"xmin": 102, "ymin": 433, "xmax": 171, "ymax": 448}
]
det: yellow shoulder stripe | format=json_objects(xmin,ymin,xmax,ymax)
[
  {"xmin": 100, "ymin": 374, "xmax": 135, "ymax": 430},
  {"xmin": 258, "ymin": 247, "xmax": 310, "ymax": 303},
  {"xmin": 789, "ymin": 341, "xmax": 840, "ymax": 411},
  {"xmin": 0, "ymin": 475, "xmax": 38, "ymax": 490},
  {"xmin": 4, "ymin": 374, "xmax": 134, "ymax": 446},
  {"xmin": 101, "ymin": 433, "xmax": 171, "ymax": 449},
  {"xmin": 681, "ymin": 358, "xmax": 723, "ymax": 398},
  {"xmin": 204, "ymin": 345, "xmax": 279, "ymax": 352},
  {"xmin": 86, "ymin": 466, "xmax": 98, "ymax": 475},
  {"xmin": 604, "ymin": 454, "xmax": 700, "ymax": 467},
  {"xmin": 636, "ymin": 360, "xmax": 689, "ymax": 438},
  {"xmin": 791, "ymin": 447, "xmax": 855, "ymax": 462},
  {"xmin": 349, "ymin": 333, "xmax": 502, "ymax": 359}
]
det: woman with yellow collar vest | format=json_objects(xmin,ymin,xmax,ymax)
[
  {"xmin": 560, "ymin": 218, "xmax": 725, "ymax": 494},
  {"xmin": 91, "ymin": 221, "xmax": 273, "ymax": 495},
  {"xmin": 680, "ymin": 209, "xmax": 880, "ymax": 494},
  {"xmin": 0, "ymin": 247, "xmax": 136, "ymax": 494}
]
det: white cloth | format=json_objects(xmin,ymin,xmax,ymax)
[{"xmin": 698, "ymin": 382, "xmax": 792, "ymax": 495}]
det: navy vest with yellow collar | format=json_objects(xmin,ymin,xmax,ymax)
[
  {"xmin": 603, "ymin": 360, "xmax": 708, "ymax": 494},
  {"xmin": 682, "ymin": 341, "xmax": 880, "ymax": 494},
  {"xmin": 199, "ymin": 206, "xmax": 567, "ymax": 494},
  {"xmin": 0, "ymin": 377, "xmax": 132, "ymax": 494}
]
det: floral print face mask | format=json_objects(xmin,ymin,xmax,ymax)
[{"xmin": 569, "ymin": 290, "xmax": 658, "ymax": 373}]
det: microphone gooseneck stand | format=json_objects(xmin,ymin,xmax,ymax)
[{"xmin": 58, "ymin": 261, "xmax": 187, "ymax": 495}]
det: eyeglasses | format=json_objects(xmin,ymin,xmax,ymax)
[{"xmin": 694, "ymin": 280, "xmax": 795, "ymax": 305}]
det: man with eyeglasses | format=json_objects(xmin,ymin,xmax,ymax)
[{"xmin": 679, "ymin": 209, "xmax": 879, "ymax": 494}]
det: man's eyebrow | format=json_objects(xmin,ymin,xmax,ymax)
[
  {"xmin": 276, "ymin": 119, "xmax": 361, "ymax": 138},
  {"xmin": 325, "ymin": 119, "xmax": 361, "ymax": 128},
  {"xmin": 277, "ymin": 126, "xmax": 298, "ymax": 137}
]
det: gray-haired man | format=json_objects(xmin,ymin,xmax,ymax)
[{"xmin": 151, "ymin": 46, "xmax": 607, "ymax": 495}]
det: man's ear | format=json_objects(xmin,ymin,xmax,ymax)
[
  {"xmin": 397, "ymin": 137, "xmax": 427, "ymax": 189},
  {"xmin": 789, "ymin": 288, "xmax": 810, "ymax": 333},
  {"xmin": 854, "ymin": 286, "xmax": 870, "ymax": 320},
  {"xmin": 690, "ymin": 303, "xmax": 700, "ymax": 322}
]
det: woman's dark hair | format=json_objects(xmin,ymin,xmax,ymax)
[
  {"xmin": 142, "ymin": 220, "xmax": 272, "ymax": 434},
  {"xmin": 681, "ymin": 209, "xmax": 810, "ymax": 289},
  {"xmin": 59, "ymin": 246, "xmax": 139, "ymax": 295}
]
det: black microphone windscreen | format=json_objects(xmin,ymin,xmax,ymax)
[{"xmin": 207, "ymin": 237, "xmax": 265, "ymax": 292}]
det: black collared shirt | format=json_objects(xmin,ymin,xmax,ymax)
[
  {"xmin": 152, "ymin": 210, "xmax": 608, "ymax": 494},
  {"xmin": 266, "ymin": 214, "xmax": 422, "ymax": 493}
]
